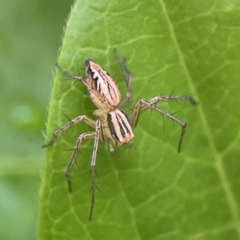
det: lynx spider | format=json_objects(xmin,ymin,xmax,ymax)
[{"xmin": 43, "ymin": 50, "xmax": 197, "ymax": 220}]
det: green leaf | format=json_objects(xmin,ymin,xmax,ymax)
[{"xmin": 39, "ymin": 0, "xmax": 240, "ymax": 239}]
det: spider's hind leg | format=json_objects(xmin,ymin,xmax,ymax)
[{"xmin": 114, "ymin": 49, "xmax": 133, "ymax": 106}]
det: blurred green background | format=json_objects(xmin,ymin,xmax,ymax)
[{"xmin": 0, "ymin": 1, "xmax": 73, "ymax": 239}]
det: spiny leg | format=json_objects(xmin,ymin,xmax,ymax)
[
  {"xmin": 114, "ymin": 49, "xmax": 133, "ymax": 105},
  {"xmin": 89, "ymin": 119, "xmax": 101, "ymax": 221},
  {"xmin": 130, "ymin": 98, "xmax": 194, "ymax": 152},
  {"xmin": 55, "ymin": 63, "xmax": 86, "ymax": 83},
  {"xmin": 42, "ymin": 115, "xmax": 95, "ymax": 148},
  {"xmin": 130, "ymin": 95, "xmax": 197, "ymax": 128},
  {"xmin": 65, "ymin": 132, "xmax": 96, "ymax": 192},
  {"xmin": 140, "ymin": 95, "xmax": 198, "ymax": 114},
  {"xmin": 55, "ymin": 63, "xmax": 98, "ymax": 94}
]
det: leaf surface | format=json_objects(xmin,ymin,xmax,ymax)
[{"xmin": 39, "ymin": 0, "xmax": 240, "ymax": 239}]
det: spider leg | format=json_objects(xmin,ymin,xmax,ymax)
[
  {"xmin": 114, "ymin": 49, "xmax": 133, "ymax": 105},
  {"xmin": 140, "ymin": 95, "xmax": 197, "ymax": 113},
  {"xmin": 89, "ymin": 119, "xmax": 101, "ymax": 221},
  {"xmin": 130, "ymin": 96, "xmax": 196, "ymax": 152},
  {"xmin": 65, "ymin": 131, "xmax": 96, "ymax": 192},
  {"xmin": 56, "ymin": 63, "xmax": 99, "ymax": 96},
  {"xmin": 55, "ymin": 63, "xmax": 86, "ymax": 82},
  {"xmin": 42, "ymin": 115, "xmax": 95, "ymax": 148}
]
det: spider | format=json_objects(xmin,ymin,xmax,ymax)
[{"xmin": 43, "ymin": 50, "xmax": 197, "ymax": 220}]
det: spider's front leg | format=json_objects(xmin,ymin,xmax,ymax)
[
  {"xmin": 130, "ymin": 95, "xmax": 197, "ymax": 152},
  {"xmin": 65, "ymin": 131, "xmax": 96, "ymax": 192},
  {"xmin": 89, "ymin": 119, "xmax": 101, "ymax": 221},
  {"xmin": 42, "ymin": 115, "xmax": 95, "ymax": 148}
]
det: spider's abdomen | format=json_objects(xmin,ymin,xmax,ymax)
[
  {"xmin": 104, "ymin": 109, "xmax": 134, "ymax": 146},
  {"xmin": 85, "ymin": 59, "xmax": 121, "ymax": 109}
]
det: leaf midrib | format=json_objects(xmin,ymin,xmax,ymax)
[{"xmin": 159, "ymin": 0, "xmax": 240, "ymax": 236}]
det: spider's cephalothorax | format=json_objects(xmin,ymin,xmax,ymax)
[{"xmin": 43, "ymin": 49, "xmax": 197, "ymax": 220}]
